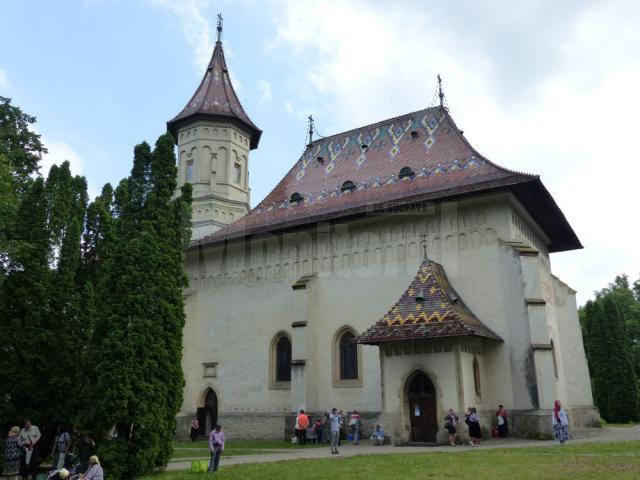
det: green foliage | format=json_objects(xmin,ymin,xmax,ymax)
[
  {"xmin": 581, "ymin": 274, "xmax": 640, "ymax": 422},
  {"xmin": 86, "ymin": 134, "xmax": 191, "ymax": 479},
  {"xmin": 0, "ymin": 98, "xmax": 190, "ymax": 478},
  {"xmin": 0, "ymin": 96, "xmax": 47, "ymax": 190}
]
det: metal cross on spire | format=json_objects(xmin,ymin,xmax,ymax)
[
  {"xmin": 437, "ymin": 74, "xmax": 444, "ymax": 109},
  {"xmin": 216, "ymin": 13, "xmax": 223, "ymax": 43},
  {"xmin": 307, "ymin": 115, "xmax": 315, "ymax": 145}
]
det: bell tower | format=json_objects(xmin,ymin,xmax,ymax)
[{"xmin": 167, "ymin": 14, "xmax": 262, "ymax": 241}]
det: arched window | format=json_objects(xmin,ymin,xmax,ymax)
[
  {"xmin": 551, "ymin": 339, "xmax": 559, "ymax": 379},
  {"xmin": 473, "ymin": 357, "xmax": 481, "ymax": 397},
  {"xmin": 340, "ymin": 331, "xmax": 358, "ymax": 380},
  {"xmin": 275, "ymin": 336, "xmax": 291, "ymax": 382}
]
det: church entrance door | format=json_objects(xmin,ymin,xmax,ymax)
[
  {"xmin": 408, "ymin": 372, "xmax": 437, "ymax": 443},
  {"xmin": 197, "ymin": 389, "xmax": 218, "ymax": 436}
]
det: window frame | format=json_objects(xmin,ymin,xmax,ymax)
[
  {"xmin": 332, "ymin": 327, "xmax": 363, "ymax": 388},
  {"xmin": 269, "ymin": 332, "xmax": 291, "ymax": 390},
  {"xmin": 473, "ymin": 356, "xmax": 482, "ymax": 398}
]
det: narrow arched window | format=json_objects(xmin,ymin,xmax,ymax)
[
  {"xmin": 473, "ymin": 357, "xmax": 481, "ymax": 397},
  {"xmin": 551, "ymin": 339, "xmax": 559, "ymax": 379},
  {"xmin": 340, "ymin": 331, "xmax": 358, "ymax": 380},
  {"xmin": 275, "ymin": 336, "xmax": 292, "ymax": 382}
]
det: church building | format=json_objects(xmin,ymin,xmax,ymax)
[{"xmin": 168, "ymin": 21, "xmax": 598, "ymax": 443}]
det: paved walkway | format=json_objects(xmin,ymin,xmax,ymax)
[{"xmin": 166, "ymin": 426, "xmax": 640, "ymax": 471}]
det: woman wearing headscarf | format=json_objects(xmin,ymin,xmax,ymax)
[
  {"xmin": 80, "ymin": 456, "xmax": 103, "ymax": 480},
  {"xmin": 3, "ymin": 426, "xmax": 23, "ymax": 478},
  {"xmin": 552, "ymin": 400, "xmax": 570, "ymax": 444}
]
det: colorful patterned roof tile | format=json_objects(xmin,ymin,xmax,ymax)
[
  {"xmin": 356, "ymin": 257, "xmax": 502, "ymax": 344},
  {"xmin": 192, "ymin": 106, "xmax": 581, "ymax": 253},
  {"xmin": 167, "ymin": 39, "xmax": 262, "ymax": 149}
]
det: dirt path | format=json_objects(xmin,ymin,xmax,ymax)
[{"xmin": 165, "ymin": 425, "xmax": 640, "ymax": 471}]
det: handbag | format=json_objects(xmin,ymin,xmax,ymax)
[{"xmin": 191, "ymin": 460, "xmax": 208, "ymax": 473}]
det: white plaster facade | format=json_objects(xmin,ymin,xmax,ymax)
[
  {"xmin": 177, "ymin": 193, "xmax": 598, "ymax": 441},
  {"xmin": 175, "ymin": 121, "xmax": 252, "ymax": 240}
]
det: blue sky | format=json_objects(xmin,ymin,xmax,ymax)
[{"xmin": 2, "ymin": 0, "xmax": 639, "ymax": 304}]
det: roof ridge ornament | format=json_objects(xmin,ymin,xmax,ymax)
[
  {"xmin": 419, "ymin": 233, "xmax": 429, "ymax": 259},
  {"xmin": 216, "ymin": 13, "xmax": 223, "ymax": 44},
  {"xmin": 437, "ymin": 74, "xmax": 444, "ymax": 109}
]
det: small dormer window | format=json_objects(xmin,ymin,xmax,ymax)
[
  {"xmin": 415, "ymin": 290, "xmax": 426, "ymax": 305},
  {"xmin": 341, "ymin": 180, "xmax": 356, "ymax": 193},
  {"xmin": 290, "ymin": 192, "xmax": 304, "ymax": 204},
  {"xmin": 398, "ymin": 166, "xmax": 415, "ymax": 179}
]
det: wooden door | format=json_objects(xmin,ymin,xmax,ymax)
[{"xmin": 408, "ymin": 373, "xmax": 437, "ymax": 443}]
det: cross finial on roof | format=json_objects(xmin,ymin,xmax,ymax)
[
  {"xmin": 216, "ymin": 13, "xmax": 223, "ymax": 43},
  {"xmin": 437, "ymin": 74, "xmax": 444, "ymax": 108},
  {"xmin": 307, "ymin": 115, "xmax": 314, "ymax": 145},
  {"xmin": 419, "ymin": 233, "xmax": 429, "ymax": 259}
]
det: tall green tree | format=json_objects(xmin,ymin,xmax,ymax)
[
  {"xmin": 0, "ymin": 161, "xmax": 89, "ymax": 430},
  {"xmin": 599, "ymin": 296, "xmax": 639, "ymax": 422},
  {"xmin": 581, "ymin": 277, "xmax": 640, "ymax": 423},
  {"xmin": 87, "ymin": 134, "xmax": 191, "ymax": 479},
  {"xmin": 0, "ymin": 96, "xmax": 47, "ymax": 190},
  {"xmin": 0, "ymin": 97, "xmax": 47, "ymax": 280},
  {"xmin": 0, "ymin": 177, "xmax": 51, "ymax": 422}
]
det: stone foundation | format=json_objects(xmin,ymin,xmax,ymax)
[
  {"xmin": 176, "ymin": 411, "xmax": 383, "ymax": 441},
  {"xmin": 381, "ymin": 406, "xmax": 600, "ymax": 445}
]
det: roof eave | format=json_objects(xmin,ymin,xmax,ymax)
[
  {"xmin": 356, "ymin": 332, "xmax": 503, "ymax": 345},
  {"xmin": 167, "ymin": 113, "xmax": 262, "ymax": 149}
]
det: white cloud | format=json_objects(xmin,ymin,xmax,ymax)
[
  {"xmin": 40, "ymin": 138, "xmax": 85, "ymax": 178},
  {"xmin": 149, "ymin": 0, "xmax": 213, "ymax": 70},
  {"xmin": 0, "ymin": 69, "xmax": 9, "ymax": 90},
  {"xmin": 257, "ymin": 79, "xmax": 273, "ymax": 103},
  {"xmin": 268, "ymin": 0, "xmax": 640, "ymax": 304}
]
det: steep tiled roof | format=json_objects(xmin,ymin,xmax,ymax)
[
  {"xmin": 193, "ymin": 107, "xmax": 581, "ymax": 253},
  {"xmin": 167, "ymin": 40, "xmax": 262, "ymax": 149},
  {"xmin": 357, "ymin": 257, "xmax": 502, "ymax": 344}
]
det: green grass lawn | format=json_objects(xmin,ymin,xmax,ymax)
[
  {"xmin": 146, "ymin": 441, "xmax": 640, "ymax": 480},
  {"xmin": 171, "ymin": 439, "xmax": 322, "ymax": 461},
  {"xmin": 600, "ymin": 420, "xmax": 638, "ymax": 428}
]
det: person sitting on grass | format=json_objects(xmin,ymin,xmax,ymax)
[
  {"xmin": 47, "ymin": 468, "xmax": 70, "ymax": 480},
  {"xmin": 80, "ymin": 456, "xmax": 103, "ymax": 480},
  {"xmin": 370, "ymin": 425, "xmax": 385, "ymax": 445}
]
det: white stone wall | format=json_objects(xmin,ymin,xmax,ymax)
[{"xmin": 179, "ymin": 193, "xmax": 596, "ymax": 439}]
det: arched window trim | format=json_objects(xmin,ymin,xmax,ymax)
[
  {"xmin": 473, "ymin": 356, "xmax": 482, "ymax": 397},
  {"xmin": 332, "ymin": 326, "xmax": 363, "ymax": 388},
  {"xmin": 269, "ymin": 332, "xmax": 292, "ymax": 390},
  {"xmin": 551, "ymin": 339, "xmax": 559, "ymax": 380}
]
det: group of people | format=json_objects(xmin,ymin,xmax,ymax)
[
  {"xmin": 2, "ymin": 420, "xmax": 103, "ymax": 480},
  {"xmin": 196, "ymin": 400, "xmax": 570, "ymax": 473},
  {"xmin": 292, "ymin": 408, "xmax": 366, "ymax": 448},
  {"xmin": 443, "ymin": 401, "xmax": 570, "ymax": 446}
]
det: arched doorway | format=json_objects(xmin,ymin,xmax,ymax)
[
  {"xmin": 407, "ymin": 372, "xmax": 437, "ymax": 443},
  {"xmin": 197, "ymin": 389, "xmax": 218, "ymax": 436}
]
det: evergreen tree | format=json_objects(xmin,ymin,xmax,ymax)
[
  {"xmin": 0, "ymin": 177, "xmax": 51, "ymax": 422},
  {"xmin": 43, "ymin": 162, "xmax": 89, "ymax": 425},
  {"xmin": 600, "ymin": 296, "xmax": 639, "ymax": 422},
  {"xmin": 87, "ymin": 134, "xmax": 191, "ymax": 478},
  {"xmin": 0, "ymin": 96, "xmax": 47, "ymax": 190},
  {"xmin": 582, "ymin": 300, "xmax": 610, "ymax": 420}
]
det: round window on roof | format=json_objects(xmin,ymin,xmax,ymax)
[
  {"xmin": 398, "ymin": 166, "xmax": 415, "ymax": 179},
  {"xmin": 341, "ymin": 180, "xmax": 356, "ymax": 193},
  {"xmin": 290, "ymin": 192, "xmax": 304, "ymax": 204}
]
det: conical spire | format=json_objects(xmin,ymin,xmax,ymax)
[{"xmin": 167, "ymin": 16, "xmax": 262, "ymax": 149}]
